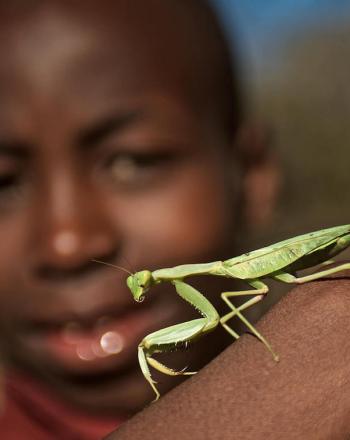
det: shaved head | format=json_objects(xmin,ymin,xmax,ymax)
[{"xmin": 0, "ymin": 0, "xmax": 242, "ymax": 139}]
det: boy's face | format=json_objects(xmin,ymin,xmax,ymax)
[{"xmin": 0, "ymin": 2, "xmax": 243, "ymax": 413}]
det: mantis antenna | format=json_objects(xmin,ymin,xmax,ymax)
[{"xmin": 91, "ymin": 259, "xmax": 133, "ymax": 276}]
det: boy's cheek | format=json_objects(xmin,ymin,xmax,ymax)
[
  {"xmin": 119, "ymin": 164, "xmax": 236, "ymax": 262},
  {"xmin": 0, "ymin": 229, "xmax": 27, "ymax": 299}
]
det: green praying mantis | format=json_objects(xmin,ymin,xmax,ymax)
[{"xmin": 125, "ymin": 224, "xmax": 350, "ymax": 401}]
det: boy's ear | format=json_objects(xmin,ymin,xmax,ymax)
[{"xmin": 234, "ymin": 121, "xmax": 281, "ymax": 228}]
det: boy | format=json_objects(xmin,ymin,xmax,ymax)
[
  {"xmin": 3, "ymin": 1, "xmax": 349, "ymax": 439},
  {"xmin": 0, "ymin": 0, "xmax": 277, "ymax": 437}
]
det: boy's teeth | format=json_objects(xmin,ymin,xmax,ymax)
[
  {"xmin": 91, "ymin": 340, "xmax": 110, "ymax": 358},
  {"xmin": 60, "ymin": 317, "xmax": 125, "ymax": 361},
  {"xmin": 95, "ymin": 315, "xmax": 113, "ymax": 328},
  {"xmin": 100, "ymin": 331, "xmax": 124, "ymax": 354},
  {"xmin": 61, "ymin": 321, "xmax": 84, "ymax": 343},
  {"xmin": 75, "ymin": 330, "xmax": 125, "ymax": 361},
  {"xmin": 76, "ymin": 342, "xmax": 98, "ymax": 361},
  {"xmin": 61, "ymin": 315, "xmax": 114, "ymax": 340}
]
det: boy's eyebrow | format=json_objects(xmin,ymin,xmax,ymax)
[{"xmin": 77, "ymin": 111, "xmax": 141, "ymax": 149}]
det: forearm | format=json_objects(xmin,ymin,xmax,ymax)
[{"xmin": 107, "ymin": 276, "xmax": 350, "ymax": 440}]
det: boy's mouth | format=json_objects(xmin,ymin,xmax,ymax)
[{"xmin": 19, "ymin": 301, "xmax": 172, "ymax": 375}]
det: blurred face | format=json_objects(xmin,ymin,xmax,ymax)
[{"xmin": 0, "ymin": 2, "xmax": 241, "ymax": 414}]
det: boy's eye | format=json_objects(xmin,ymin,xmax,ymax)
[
  {"xmin": 105, "ymin": 151, "xmax": 177, "ymax": 187},
  {"xmin": 0, "ymin": 173, "xmax": 22, "ymax": 198}
]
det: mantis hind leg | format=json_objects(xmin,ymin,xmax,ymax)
[
  {"xmin": 273, "ymin": 262, "xmax": 350, "ymax": 284},
  {"xmin": 138, "ymin": 280, "xmax": 220, "ymax": 401},
  {"xmin": 219, "ymin": 280, "xmax": 279, "ymax": 361}
]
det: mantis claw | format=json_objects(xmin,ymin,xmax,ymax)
[{"xmin": 179, "ymin": 366, "xmax": 197, "ymax": 375}]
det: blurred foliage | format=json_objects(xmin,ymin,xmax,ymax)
[
  {"xmin": 245, "ymin": 21, "xmax": 350, "ymax": 317},
  {"xmin": 255, "ymin": 21, "xmax": 350, "ymax": 239}
]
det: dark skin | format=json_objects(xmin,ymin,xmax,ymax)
[
  {"xmin": 0, "ymin": 0, "xmax": 276, "ymax": 416},
  {"xmin": 108, "ymin": 275, "xmax": 350, "ymax": 440}
]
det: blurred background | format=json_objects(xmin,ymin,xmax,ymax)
[
  {"xmin": 213, "ymin": 0, "xmax": 350, "ymax": 237},
  {"xmin": 212, "ymin": 0, "xmax": 350, "ymax": 311}
]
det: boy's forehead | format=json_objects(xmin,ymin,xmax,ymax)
[
  {"xmin": 0, "ymin": 0, "xmax": 238, "ymax": 136},
  {"xmin": 0, "ymin": 1, "xmax": 216, "ymax": 85}
]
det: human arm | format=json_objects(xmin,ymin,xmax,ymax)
[{"xmin": 107, "ymin": 275, "xmax": 350, "ymax": 440}]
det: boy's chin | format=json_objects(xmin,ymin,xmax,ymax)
[
  {"xmin": 7, "ymin": 343, "xmax": 156, "ymax": 414},
  {"xmin": 49, "ymin": 367, "xmax": 157, "ymax": 414}
]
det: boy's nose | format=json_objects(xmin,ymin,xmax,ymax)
[{"xmin": 30, "ymin": 178, "xmax": 120, "ymax": 277}]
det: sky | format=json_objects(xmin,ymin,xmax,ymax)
[{"xmin": 212, "ymin": 0, "xmax": 350, "ymax": 71}]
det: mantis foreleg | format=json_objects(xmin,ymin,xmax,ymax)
[{"xmin": 138, "ymin": 280, "xmax": 220, "ymax": 401}]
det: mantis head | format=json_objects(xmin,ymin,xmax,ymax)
[{"xmin": 127, "ymin": 270, "xmax": 153, "ymax": 302}]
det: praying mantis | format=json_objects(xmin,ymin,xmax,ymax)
[{"xmin": 126, "ymin": 224, "xmax": 350, "ymax": 401}]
